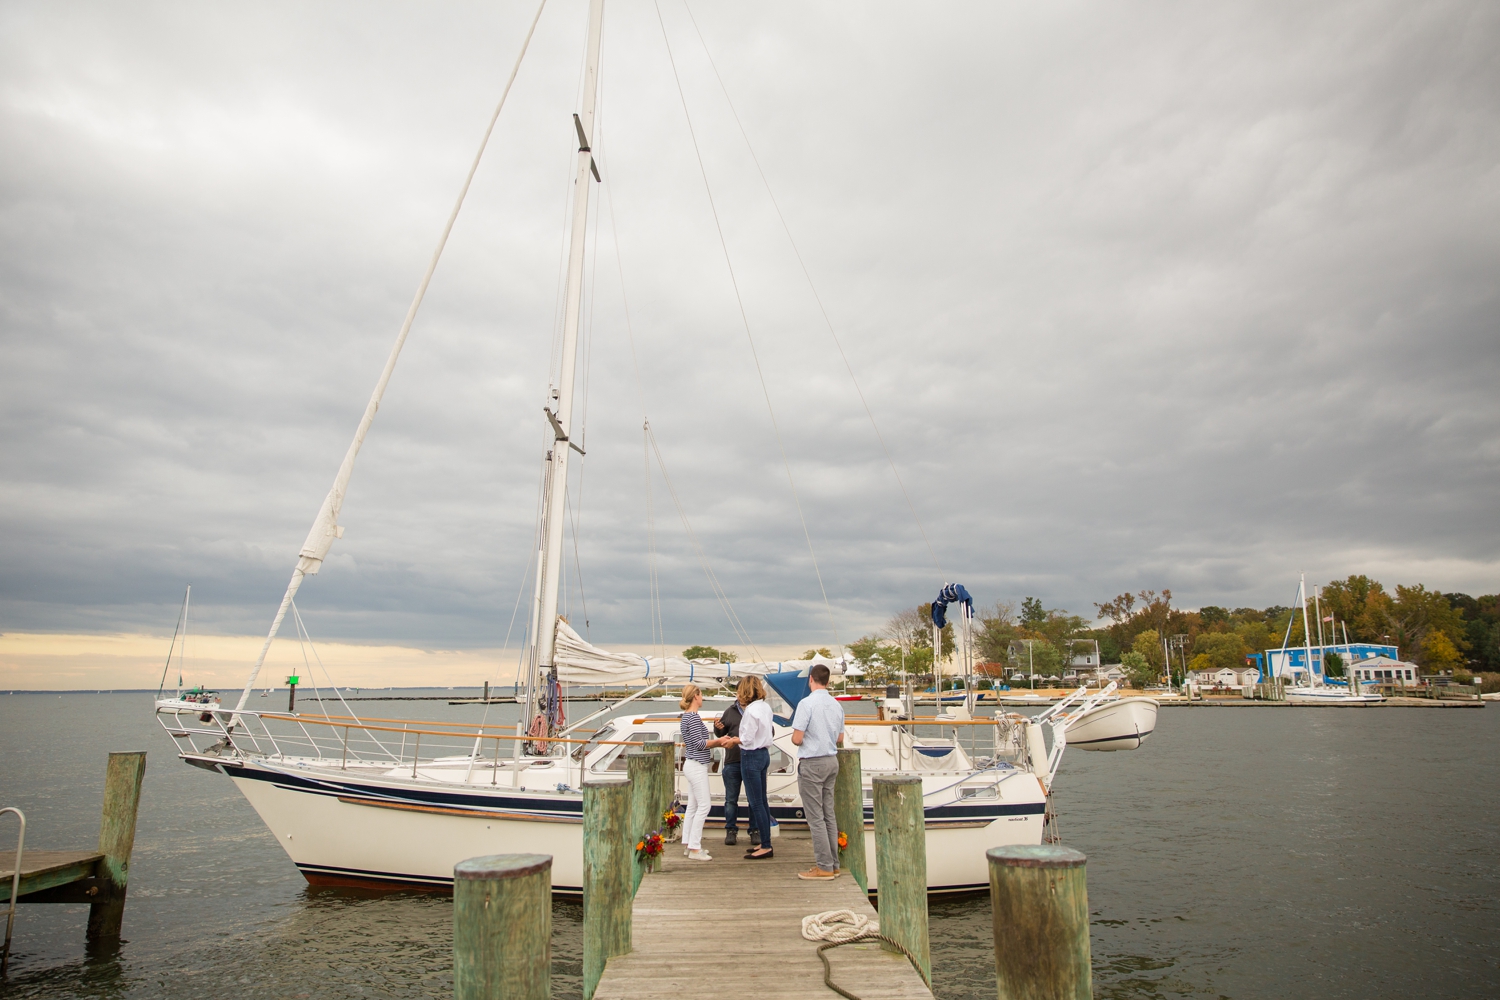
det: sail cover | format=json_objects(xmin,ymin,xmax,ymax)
[{"xmin": 551, "ymin": 619, "xmax": 842, "ymax": 685}]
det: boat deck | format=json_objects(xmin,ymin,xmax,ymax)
[{"xmin": 593, "ymin": 830, "xmax": 932, "ymax": 1000}]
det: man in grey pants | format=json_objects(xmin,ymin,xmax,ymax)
[{"xmin": 791, "ymin": 663, "xmax": 845, "ymax": 880}]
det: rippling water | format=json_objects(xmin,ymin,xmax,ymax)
[{"xmin": 2, "ymin": 691, "xmax": 1496, "ymax": 998}]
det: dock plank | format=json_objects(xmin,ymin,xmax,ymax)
[
  {"xmin": 0, "ymin": 850, "xmax": 103, "ymax": 902},
  {"xmin": 594, "ymin": 830, "xmax": 932, "ymax": 1000}
]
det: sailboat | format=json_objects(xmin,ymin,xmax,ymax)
[
  {"xmin": 1279, "ymin": 575, "xmax": 1383, "ymax": 705},
  {"xmin": 154, "ymin": 0, "xmax": 1151, "ymax": 894}
]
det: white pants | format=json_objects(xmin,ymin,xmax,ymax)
[{"xmin": 682, "ymin": 759, "xmax": 711, "ymax": 850}]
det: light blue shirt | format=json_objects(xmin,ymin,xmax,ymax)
[{"xmin": 790, "ymin": 688, "xmax": 844, "ymax": 759}]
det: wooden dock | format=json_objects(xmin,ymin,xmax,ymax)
[
  {"xmin": 0, "ymin": 851, "xmax": 106, "ymax": 904},
  {"xmin": 592, "ymin": 830, "xmax": 932, "ymax": 1000}
]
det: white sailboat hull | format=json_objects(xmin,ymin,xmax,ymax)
[
  {"xmin": 1064, "ymin": 697, "xmax": 1157, "ymax": 751},
  {"xmin": 217, "ymin": 747, "xmax": 1047, "ymax": 895},
  {"xmin": 1285, "ymin": 687, "xmax": 1383, "ymax": 705}
]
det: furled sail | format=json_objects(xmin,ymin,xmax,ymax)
[{"xmin": 551, "ymin": 619, "xmax": 842, "ymax": 685}]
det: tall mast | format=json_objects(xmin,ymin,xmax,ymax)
[
  {"xmin": 531, "ymin": 0, "xmax": 606, "ymax": 719},
  {"xmin": 1299, "ymin": 574, "xmax": 1315, "ymax": 687}
]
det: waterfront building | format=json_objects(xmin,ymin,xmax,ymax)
[{"xmin": 1257, "ymin": 642, "xmax": 1400, "ymax": 684}]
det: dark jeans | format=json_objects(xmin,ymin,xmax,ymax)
[
  {"xmin": 739, "ymin": 747, "xmax": 773, "ymax": 846},
  {"xmin": 721, "ymin": 760, "xmax": 757, "ymax": 837}
]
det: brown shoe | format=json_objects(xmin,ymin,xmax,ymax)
[{"xmin": 797, "ymin": 867, "xmax": 837, "ymax": 880}]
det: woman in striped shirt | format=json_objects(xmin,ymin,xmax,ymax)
[{"xmin": 679, "ymin": 683, "xmax": 733, "ymax": 861}]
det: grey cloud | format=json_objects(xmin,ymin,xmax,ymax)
[{"xmin": 2, "ymin": 0, "xmax": 1496, "ymax": 657}]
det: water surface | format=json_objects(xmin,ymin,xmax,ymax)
[{"xmin": 1, "ymin": 691, "xmax": 1496, "ymax": 998}]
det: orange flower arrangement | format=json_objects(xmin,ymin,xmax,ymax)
[
  {"xmin": 837, "ymin": 830, "xmax": 848, "ymax": 851},
  {"xmin": 636, "ymin": 831, "xmax": 665, "ymax": 872}
]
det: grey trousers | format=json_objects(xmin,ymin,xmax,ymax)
[{"xmin": 797, "ymin": 753, "xmax": 840, "ymax": 872}]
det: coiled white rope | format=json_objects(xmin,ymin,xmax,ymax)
[{"xmin": 801, "ymin": 909, "xmax": 879, "ymax": 943}]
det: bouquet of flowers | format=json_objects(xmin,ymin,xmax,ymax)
[
  {"xmin": 837, "ymin": 830, "xmax": 849, "ymax": 852},
  {"xmin": 662, "ymin": 807, "xmax": 682, "ymax": 841},
  {"xmin": 636, "ymin": 831, "xmax": 665, "ymax": 873}
]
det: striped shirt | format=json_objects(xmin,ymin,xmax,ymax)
[{"xmin": 680, "ymin": 711, "xmax": 712, "ymax": 764}]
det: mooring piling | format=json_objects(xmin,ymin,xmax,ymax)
[
  {"xmin": 873, "ymin": 773, "xmax": 930, "ymax": 983},
  {"xmin": 582, "ymin": 779, "xmax": 632, "ymax": 1000},
  {"xmin": 642, "ymin": 740, "xmax": 674, "ymax": 815},
  {"xmin": 87, "ymin": 750, "xmax": 145, "ymax": 943},
  {"xmin": 834, "ymin": 747, "xmax": 868, "ymax": 893},
  {"xmin": 625, "ymin": 750, "xmax": 662, "ymax": 893},
  {"xmin": 453, "ymin": 854, "xmax": 552, "ymax": 1000},
  {"xmin": 987, "ymin": 844, "xmax": 1091, "ymax": 1000}
]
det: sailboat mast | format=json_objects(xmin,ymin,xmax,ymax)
[
  {"xmin": 1299, "ymin": 574, "xmax": 1315, "ymax": 687},
  {"xmin": 180, "ymin": 584, "xmax": 190, "ymax": 696},
  {"xmin": 531, "ymin": 0, "xmax": 606, "ymax": 711}
]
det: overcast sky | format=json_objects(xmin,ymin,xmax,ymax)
[{"xmin": 2, "ymin": 0, "xmax": 1497, "ymax": 663}]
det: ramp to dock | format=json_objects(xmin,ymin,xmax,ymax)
[{"xmin": 593, "ymin": 830, "xmax": 932, "ymax": 1000}]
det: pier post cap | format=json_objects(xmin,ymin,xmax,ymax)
[
  {"xmin": 582, "ymin": 776, "xmax": 632, "ymax": 789},
  {"xmin": 454, "ymin": 853, "xmax": 553, "ymax": 881},
  {"xmin": 871, "ymin": 773, "xmax": 923, "ymax": 787},
  {"xmin": 986, "ymin": 844, "xmax": 1086, "ymax": 869}
]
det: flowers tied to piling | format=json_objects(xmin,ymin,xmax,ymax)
[
  {"xmin": 636, "ymin": 831, "xmax": 665, "ymax": 864},
  {"xmin": 662, "ymin": 808, "xmax": 682, "ymax": 831},
  {"xmin": 837, "ymin": 830, "xmax": 849, "ymax": 852}
]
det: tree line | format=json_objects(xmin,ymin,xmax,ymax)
[{"xmin": 839, "ymin": 576, "xmax": 1499, "ymax": 688}]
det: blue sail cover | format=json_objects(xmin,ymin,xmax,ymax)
[
  {"xmin": 762, "ymin": 670, "xmax": 810, "ymax": 726},
  {"xmin": 930, "ymin": 583, "xmax": 973, "ymax": 628}
]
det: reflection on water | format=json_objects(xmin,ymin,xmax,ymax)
[{"xmin": 2, "ymin": 692, "xmax": 1498, "ymax": 998}]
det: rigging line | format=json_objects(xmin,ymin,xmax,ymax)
[
  {"xmin": 156, "ymin": 588, "xmax": 187, "ymax": 697},
  {"xmin": 603, "ymin": 161, "xmax": 754, "ymax": 662},
  {"xmin": 681, "ymin": 0, "xmax": 942, "ymax": 576},
  {"xmin": 480, "ymin": 521, "xmax": 538, "ymax": 729},
  {"xmin": 601, "ymin": 167, "xmax": 666, "ymax": 662},
  {"xmin": 565, "ymin": 486, "xmax": 591, "ymax": 636},
  {"xmin": 290, "ymin": 600, "xmax": 397, "ymax": 760},
  {"xmin": 643, "ymin": 423, "xmax": 665, "ymax": 662},
  {"xmin": 232, "ymin": 0, "xmax": 550, "ymax": 713},
  {"xmin": 652, "ymin": 0, "xmax": 841, "ymax": 650},
  {"xmin": 646, "ymin": 424, "xmax": 762, "ymax": 661}
]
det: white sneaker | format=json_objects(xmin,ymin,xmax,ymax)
[{"xmin": 687, "ymin": 850, "xmax": 713, "ymax": 861}]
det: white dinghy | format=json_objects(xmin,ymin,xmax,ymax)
[{"xmin": 1062, "ymin": 696, "xmax": 1158, "ymax": 751}]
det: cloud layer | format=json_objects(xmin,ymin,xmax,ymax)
[{"xmin": 2, "ymin": 1, "xmax": 1497, "ymax": 669}]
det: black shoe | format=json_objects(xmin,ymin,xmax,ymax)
[
  {"xmin": 725, "ymin": 827, "xmax": 738, "ymax": 846},
  {"xmin": 744, "ymin": 848, "xmax": 773, "ymax": 860}
]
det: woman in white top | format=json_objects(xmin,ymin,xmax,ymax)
[
  {"xmin": 733, "ymin": 676, "xmax": 776, "ymax": 860},
  {"xmin": 679, "ymin": 683, "xmax": 734, "ymax": 861}
]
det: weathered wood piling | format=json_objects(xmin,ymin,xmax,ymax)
[
  {"xmin": 833, "ymin": 746, "xmax": 867, "ymax": 892},
  {"xmin": 581, "ymin": 780, "xmax": 632, "ymax": 1000},
  {"xmin": 987, "ymin": 844, "xmax": 1091, "ymax": 1000},
  {"xmin": 453, "ymin": 854, "xmax": 552, "ymax": 1000},
  {"xmin": 87, "ymin": 751, "xmax": 146, "ymax": 942},
  {"xmin": 625, "ymin": 750, "xmax": 662, "ymax": 893},
  {"xmin": 873, "ymin": 773, "xmax": 930, "ymax": 983},
  {"xmin": 0, "ymin": 749, "xmax": 146, "ymax": 968},
  {"xmin": 643, "ymin": 740, "xmax": 674, "ymax": 816}
]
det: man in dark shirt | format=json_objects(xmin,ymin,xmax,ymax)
[{"xmin": 714, "ymin": 696, "xmax": 759, "ymax": 847}]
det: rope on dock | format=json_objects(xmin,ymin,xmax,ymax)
[
  {"xmin": 814, "ymin": 933, "xmax": 931, "ymax": 998},
  {"xmin": 803, "ymin": 910, "xmax": 930, "ymax": 997}
]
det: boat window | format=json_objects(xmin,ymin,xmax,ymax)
[
  {"xmin": 770, "ymin": 745, "xmax": 791, "ymax": 774},
  {"xmin": 594, "ymin": 731, "xmax": 662, "ymax": 772}
]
